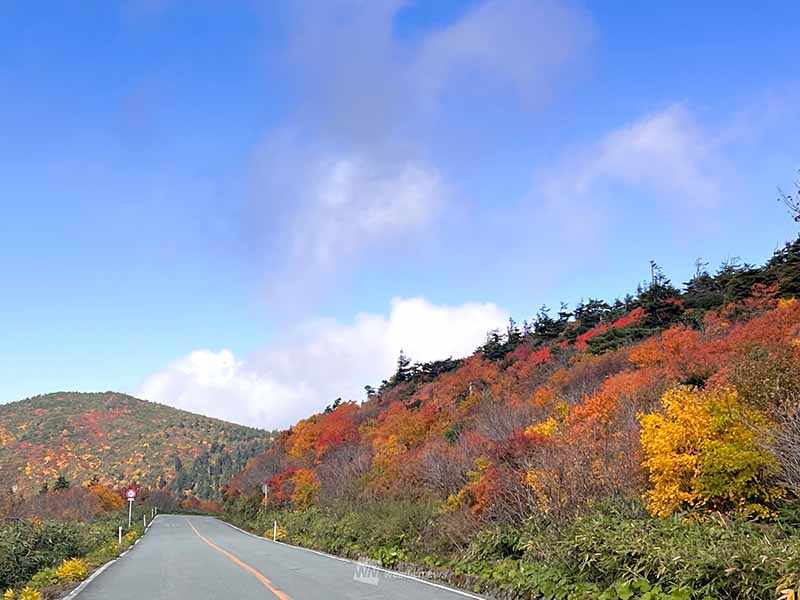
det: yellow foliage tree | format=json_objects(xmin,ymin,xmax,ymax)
[
  {"xmin": 290, "ymin": 468, "xmax": 320, "ymax": 510},
  {"xmin": 640, "ymin": 385, "xmax": 784, "ymax": 518},
  {"xmin": 525, "ymin": 416, "xmax": 558, "ymax": 438}
]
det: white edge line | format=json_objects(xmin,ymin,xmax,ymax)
[
  {"xmin": 219, "ymin": 518, "xmax": 488, "ymax": 600},
  {"xmin": 57, "ymin": 514, "xmax": 161, "ymax": 600}
]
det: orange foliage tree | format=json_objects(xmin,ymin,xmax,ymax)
[
  {"xmin": 285, "ymin": 402, "xmax": 360, "ymax": 462},
  {"xmin": 88, "ymin": 484, "xmax": 124, "ymax": 511}
]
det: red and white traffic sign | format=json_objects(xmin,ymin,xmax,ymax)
[{"xmin": 125, "ymin": 487, "xmax": 137, "ymax": 527}]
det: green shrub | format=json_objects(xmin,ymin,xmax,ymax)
[
  {"xmin": 0, "ymin": 508, "xmax": 147, "ymax": 594},
  {"xmin": 0, "ymin": 521, "xmax": 92, "ymax": 589},
  {"xmin": 25, "ymin": 568, "xmax": 56, "ymax": 591},
  {"xmin": 228, "ymin": 498, "xmax": 800, "ymax": 600},
  {"xmin": 237, "ymin": 499, "xmax": 437, "ymax": 564},
  {"xmin": 547, "ymin": 503, "xmax": 797, "ymax": 599}
]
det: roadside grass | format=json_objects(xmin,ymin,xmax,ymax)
[
  {"xmin": 1, "ymin": 510, "xmax": 147, "ymax": 600},
  {"xmin": 224, "ymin": 498, "xmax": 800, "ymax": 600}
]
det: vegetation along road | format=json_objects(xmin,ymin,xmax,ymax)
[{"xmin": 74, "ymin": 514, "xmax": 482, "ymax": 599}]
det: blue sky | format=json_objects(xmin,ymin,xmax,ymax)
[{"xmin": 1, "ymin": 1, "xmax": 798, "ymax": 428}]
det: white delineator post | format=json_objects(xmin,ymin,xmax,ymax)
[
  {"xmin": 144, "ymin": 515, "xmax": 147, "ymax": 528},
  {"xmin": 118, "ymin": 526, "xmax": 122, "ymax": 545},
  {"xmin": 273, "ymin": 521, "xmax": 277, "ymax": 541}
]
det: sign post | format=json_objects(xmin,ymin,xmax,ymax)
[{"xmin": 126, "ymin": 488, "xmax": 137, "ymax": 528}]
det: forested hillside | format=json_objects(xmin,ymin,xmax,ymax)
[
  {"xmin": 225, "ymin": 234, "xmax": 800, "ymax": 599},
  {"xmin": 0, "ymin": 392, "xmax": 272, "ymax": 501}
]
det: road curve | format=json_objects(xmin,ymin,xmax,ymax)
[{"xmin": 74, "ymin": 514, "xmax": 484, "ymax": 599}]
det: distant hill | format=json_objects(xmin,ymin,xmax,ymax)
[{"xmin": 0, "ymin": 392, "xmax": 272, "ymax": 501}]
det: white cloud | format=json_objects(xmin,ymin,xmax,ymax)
[
  {"xmin": 142, "ymin": 1, "xmax": 589, "ymax": 426},
  {"xmin": 291, "ymin": 156, "xmax": 446, "ymax": 267},
  {"xmin": 416, "ymin": 0, "xmax": 593, "ymax": 104},
  {"xmin": 138, "ymin": 297, "xmax": 508, "ymax": 429},
  {"xmin": 138, "ymin": 350, "xmax": 308, "ymax": 428},
  {"xmin": 543, "ymin": 104, "xmax": 721, "ymax": 206},
  {"xmin": 534, "ymin": 104, "xmax": 726, "ymax": 247},
  {"xmin": 249, "ymin": 0, "xmax": 592, "ymax": 287},
  {"xmin": 280, "ymin": 0, "xmax": 590, "ymax": 143}
]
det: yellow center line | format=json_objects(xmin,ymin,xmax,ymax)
[{"xmin": 187, "ymin": 518, "xmax": 293, "ymax": 600}]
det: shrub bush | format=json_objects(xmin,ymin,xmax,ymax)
[
  {"xmin": 0, "ymin": 508, "xmax": 146, "ymax": 595},
  {"xmin": 228, "ymin": 498, "xmax": 800, "ymax": 600},
  {"xmin": 24, "ymin": 568, "xmax": 56, "ymax": 591},
  {"xmin": 0, "ymin": 521, "xmax": 91, "ymax": 589},
  {"xmin": 640, "ymin": 386, "xmax": 783, "ymax": 518},
  {"xmin": 2, "ymin": 588, "xmax": 41, "ymax": 600},
  {"xmin": 546, "ymin": 502, "xmax": 798, "ymax": 599},
  {"xmin": 55, "ymin": 558, "xmax": 88, "ymax": 582}
]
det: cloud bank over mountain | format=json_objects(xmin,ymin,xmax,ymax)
[{"xmin": 139, "ymin": 297, "xmax": 507, "ymax": 428}]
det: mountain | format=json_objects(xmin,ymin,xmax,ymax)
[
  {"xmin": 0, "ymin": 392, "xmax": 272, "ymax": 501},
  {"xmin": 228, "ymin": 235, "xmax": 800, "ymax": 505}
]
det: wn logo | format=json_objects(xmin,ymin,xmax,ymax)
[{"xmin": 353, "ymin": 563, "xmax": 380, "ymax": 586}]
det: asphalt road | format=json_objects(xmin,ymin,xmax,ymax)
[{"xmin": 74, "ymin": 514, "xmax": 483, "ymax": 599}]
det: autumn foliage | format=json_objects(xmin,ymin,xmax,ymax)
[
  {"xmin": 640, "ymin": 386, "xmax": 782, "ymax": 518},
  {"xmin": 88, "ymin": 484, "xmax": 125, "ymax": 512},
  {"xmin": 262, "ymin": 467, "xmax": 320, "ymax": 509},
  {"xmin": 285, "ymin": 402, "xmax": 359, "ymax": 462},
  {"xmin": 179, "ymin": 497, "xmax": 224, "ymax": 513},
  {"xmin": 0, "ymin": 392, "xmax": 271, "ymax": 502},
  {"xmin": 227, "ymin": 238, "xmax": 800, "ymax": 532}
]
